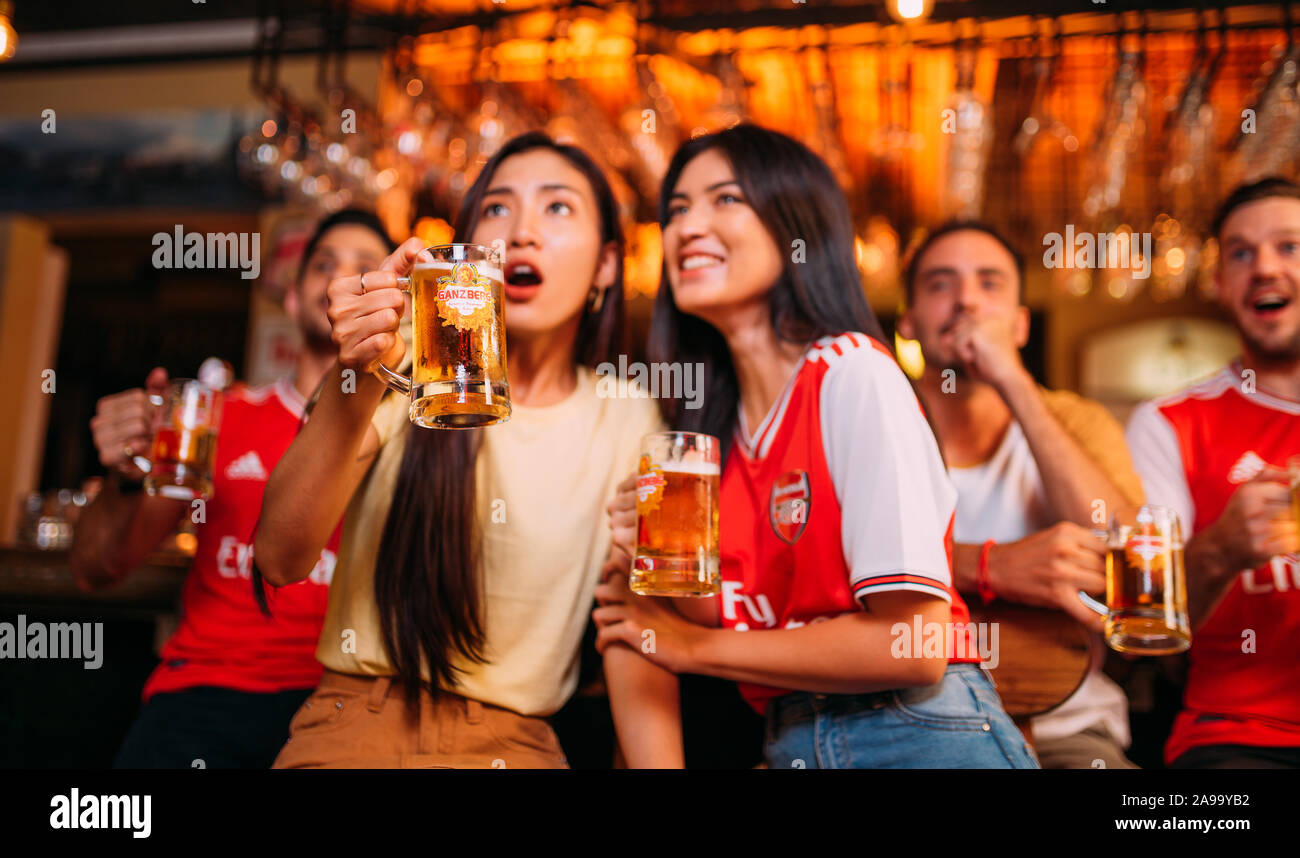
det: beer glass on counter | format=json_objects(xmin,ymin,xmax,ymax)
[
  {"xmin": 143, "ymin": 379, "xmax": 222, "ymax": 501},
  {"xmin": 1079, "ymin": 504, "xmax": 1191, "ymax": 655},
  {"xmin": 631, "ymin": 432, "xmax": 721, "ymax": 597},
  {"xmin": 377, "ymin": 244, "xmax": 511, "ymax": 429}
]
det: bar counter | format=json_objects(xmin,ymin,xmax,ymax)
[{"xmin": 0, "ymin": 546, "xmax": 187, "ymax": 617}]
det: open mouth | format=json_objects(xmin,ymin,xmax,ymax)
[
  {"xmin": 1250, "ymin": 293, "xmax": 1293, "ymax": 315},
  {"xmin": 505, "ymin": 261, "xmax": 543, "ymax": 288}
]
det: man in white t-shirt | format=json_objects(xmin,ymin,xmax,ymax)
[{"xmin": 898, "ymin": 221, "xmax": 1146, "ymax": 768}]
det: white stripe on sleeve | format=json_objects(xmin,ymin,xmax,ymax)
[
  {"xmin": 818, "ymin": 342, "xmax": 958, "ymax": 602},
  {"xmin": 1124, "ymin": 400, "xmax": 1196, "ymax": 536}
]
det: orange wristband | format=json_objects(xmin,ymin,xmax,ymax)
[{"xmin": 977, "ymin": 539, "xmax": 997, "ymax": 606}]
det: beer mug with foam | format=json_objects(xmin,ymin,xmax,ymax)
[
  {"xmin": 377, "ymin": 244, "xmax": 511, "ymax": 429},
  {"xmin": 1079, "ymin": 504, "xmax": 1191, "ymax": 655},
  {"xmin": 142, "ymin": 379, "xmax": 222, "ymax": 501},
  {"xmin": 632, "ymin": 432, "xmax": 721, "ymax": 597}
]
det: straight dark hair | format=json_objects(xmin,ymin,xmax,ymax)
[
  {"xmin": 647, "ymin": 123, "xmax": 886, "ymax": 461},
  {"xmin": 374, "ymin": 131, "xmax": 627, "ymax": 711}
]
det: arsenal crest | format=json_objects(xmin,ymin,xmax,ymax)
[{"xmin": 769, "ymin": 470, "xmax": 811, "ymax": 544}]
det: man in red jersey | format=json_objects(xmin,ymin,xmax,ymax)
[
  {"xmin": 70, "ymin": 209, "xmax": 395, "ymax": 768},
  {"xmin": 1126, "ymin": 178, "xmax": 1300, "ymax": 768}
]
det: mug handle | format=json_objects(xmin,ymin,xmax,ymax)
[
  {"xmin": 127, "ymin": 391, "xmax": 168, "ymax": 476},
  {"xmin": 1077, "ymin": 590, "xmax": 1108, "ymax": 617},
  {"xmin": 1078, "ymin": 526, "xmax": 1110, "ymax": 617},
  {"xmin": 375, "ymin": 275, "xmax": 412, "ymax": 395}
]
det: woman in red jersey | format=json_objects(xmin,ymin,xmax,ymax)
[{"xmin": 595, "ymin": 124, "xmax": 1038, "ymax": 769}]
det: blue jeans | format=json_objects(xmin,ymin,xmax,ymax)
[{"xmin": 763, "ymin": 663, "xmax": 1040, "ymax": 769}]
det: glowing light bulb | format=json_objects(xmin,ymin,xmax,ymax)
[
  {"xmin": 0, "ymin": 3, "xmax": 17, "ymax": 62},
  {"xmin": 888, "ymin": 0, "xmax": 933, "ymax": 23}
]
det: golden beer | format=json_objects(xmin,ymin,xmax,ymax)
[
  {"xmin": 1102, "ymin": 506, "xmax": 1191, "ymax": 655},
  {"xmin": 144, "ymin": 379, "xmax": 221, "ymax": 501},
  {"xmin": 380, "ymin": 245, "xmax": 511, "ymax": 429},
  {"xmin": 631, "ymin": 432, "xmax": 721, "ymax": 597}
]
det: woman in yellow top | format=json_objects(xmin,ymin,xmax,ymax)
[{"xmin": 252, "ymin": 132, "xmax": 661, "ymax": 768}]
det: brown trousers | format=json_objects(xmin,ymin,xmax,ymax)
[{"xmin": 272, "ymin": 670, "xmax": 568, "ymax": 769}]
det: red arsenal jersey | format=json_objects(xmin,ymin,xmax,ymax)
[
  {"xmin": 718, "ymin": 332, "xmax": 979, "ymax": 715},
  {"xmin": 1127, "ymin": 363, "xmax": 1300, "ymax": 764},
  {"xmin": 142, "ymin": 378, "xmax": 340, "ymax": 701}
]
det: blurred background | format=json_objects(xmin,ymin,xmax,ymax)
[{"xmin": 1, "ymin": 0, "xmax": 1294, "ymax": 767}]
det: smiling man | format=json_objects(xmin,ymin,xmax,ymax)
[{"xmin": 1126, "ymin": 178, "xmax": 1300, "ymax": 768}]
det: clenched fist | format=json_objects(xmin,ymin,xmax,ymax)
[
  {"xmin": 89, "ymin": 367, "xmax": 168, "ymax": 477},
  {"xmin": 327, "ymin": 237, "xmax": 428, "ymax": 374},
  {"xmin": 949, "ymin": 312, "xmax": 1030, "ymax": 393},
  {"xmin": 1202, "ymin": 467, "xmax": 1299, "ymax": 571}
]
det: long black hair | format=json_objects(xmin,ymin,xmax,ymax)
[
  {"xmin": 373, "ymin": 131, "xmax": 627, "ymax": 710},
  {"xmin": 647, "ymin": 124, "xmax": 886, "ymax": 460}
]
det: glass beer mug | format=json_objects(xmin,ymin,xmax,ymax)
[
  {"xmin": 141, "ymin": 378, "xmax": 222, "ymax": 501},
  {"xmin": 1079, "ymin": 504, "xmax": 1191, "ymax": 655},
  {"xmin": 377, "ymin": 244, "xmax": 511, "ymax": 429},
  {"xmin": 631, "ymin": 432, "xmax": 721, "ymax": 597}
]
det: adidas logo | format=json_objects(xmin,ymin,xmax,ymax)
[
  {"xmin": 225, "ymin": 451, "xmax": 268, "ymax": 481},
  {"xmin": 1228, "ymin": 451, "xmax": 1267, "ymax": 484}
]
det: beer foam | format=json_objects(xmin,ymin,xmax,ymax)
[
  {"xmin": 413, "ymin": 260, "xmax": 504, "ymax": 282},
  {"xmin": 656, "ymin": 460, "xmax": 720, "ymax": 476}
]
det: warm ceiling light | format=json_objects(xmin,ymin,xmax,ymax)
[
  {"xmin": 0, "ymin": 2, "xmax": 17, "ymax": 61},
  {"xmin": 887, "ymin": 0, "xmax": 933, "ymax": 24},
  {"xmin": 414, "ymin": 217, "xmax": 453, "ymax": 248}
]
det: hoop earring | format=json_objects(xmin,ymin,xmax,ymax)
[{"xmin": 588, "ymin": 286, "xmax": 606, "ymax": 314}]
